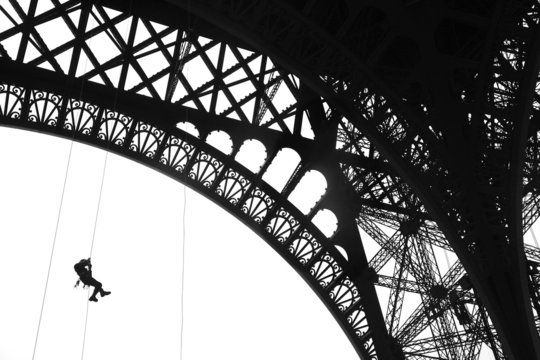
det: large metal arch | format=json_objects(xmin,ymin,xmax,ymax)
[
  {"xmin": 3, "ymin": 0, "xmax": 540, "ymax": 359},
  {"xmin": 163, "ymin": 1, "xmax": 540, "ymax": 358},
  {"xmin": 0, "ymin": 73, "xmax": 383, "ymax": 359}
]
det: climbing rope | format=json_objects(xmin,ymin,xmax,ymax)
[
  {"xmin": 31, "ymin": 32, "xmax": 90, "ymax": 353},
  {"xmin": 179, "ymin": 71, "xmax": 189, "ymax": 360},
  {"xmin": 179, "ymin": 6, "xmax": 192, "ymax": 357},
  {"xmin": 79, "ymin": 2, "xmax": 127, "ymax": 356},
  {"xmin": 180, "ymin": 159, "xmax": 187, "ymax": 360},
  {"xmin": 89, "ymin": 152, "xmax": 108, "ymax": 258},
  {"xmin": 80, "ymin": 150, "xmax": 108, "ymax": 360},
  {"xmin": 31, "ymin": 139, "xmax": 75, "ymax": 360}
]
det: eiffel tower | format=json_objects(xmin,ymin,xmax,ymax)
[{"xmin": 1, "ymin": 1, "xmax": 540, "ymax": 359}]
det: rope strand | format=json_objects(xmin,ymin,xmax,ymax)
[
  {"xmin": 179, "ymin": 81, "xmax": 189, "ymax": 360},
  {"xmin": 79, "ymin": 0, "xmax": 131, "ymax": 353},
  {"xmin": 80, "ymin": 293, "xmax": 91, "ymax": 360},
  {"xmin": 80, "ymin": 150, "xmax": 108, "ymax": 360},
  {"xmin": 90, "ymin": 151, "xmax": 108, "ymax": 258},
  {"xmin": 180, "ymin": 12, "xmax": 190, "ymax": 354},
  {"xmin": 180, "ymin": 179, "xmax": 187, "ymax": 360},
  {"xmin": 32, "ymin": 139, "xmax": 75, "ymax": 360}
]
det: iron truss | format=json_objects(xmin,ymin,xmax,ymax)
[{"xmin": 1, "ymin": 0, "xmax": 540, "ymax": 359}]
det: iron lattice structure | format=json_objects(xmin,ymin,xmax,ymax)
[{"xmin": 1, "ymin": 0, "xmax": 540, "ymax": 359}]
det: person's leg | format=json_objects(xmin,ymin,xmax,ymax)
[
  {"xmin": 81, "ymin": 275, "xmax": 110, "ymax": 301},
  {"xmin": 89, "ymin": 278, "xmax": 102, "ymax": 300},
  {"xmin": 86, "ymin": 277, "xmax": 111, "ymax": 297},
  {"xmin": 83, "ymin": 277, "xmax": 103, "ymax": 301}
]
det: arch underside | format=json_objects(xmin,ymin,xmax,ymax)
[
  {"xmin": 0, "ymin": 77, "xmax": 379, "ymax": 357},
  {"xmin": 2, "ymin": 1, "xmax": 540, "ymax": 359}
]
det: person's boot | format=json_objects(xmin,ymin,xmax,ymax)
[
  {"xmin": 89, "ymin": 296, "xmax": 98, "ymax": 302},
  {"xmin": 101, "ymin": 290, "xmax": 111, "ymax": 297}
]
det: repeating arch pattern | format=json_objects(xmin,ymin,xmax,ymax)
[
  {"xmin": 0, "ymin": 81, "xmax": 377, "ymax": 359},
  {"xmin": 2, "ymin": 0, "xmax": 540, "ymax": 358}
]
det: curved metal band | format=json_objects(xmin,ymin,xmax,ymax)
[{"xmin": 0, "ymin": 78, "xmax": 379, "ymax": 359}]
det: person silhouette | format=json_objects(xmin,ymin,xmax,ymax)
[{"xmin": 74, "ymin": 258, "xmax": 111, "ymax": 302}]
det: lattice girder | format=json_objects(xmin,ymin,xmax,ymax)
[
  {"xmin": 0, "ymin": 6, "xmax": 418, "ymax": 359},
  {"xmin": 3, "ymin": 0, "xmax": 540, "ymax": 359},
  {"xmin": 0, "ymin": 6, "xmax": 405, "ymax": 359},
  {"xmin": 163, "ymin": 1, "xmax": 540, "ymax": 358},
  {"xmin": 0, "ymin": 72, "xmax": 383, "ymax": 358}
]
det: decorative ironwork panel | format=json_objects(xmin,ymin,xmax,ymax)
[
  {"xmin": 265, "ymin": 207, "xmax": 300, "ymax": 244},
  {"xmin": 310, "ymin": 252, "xmax": 343, "ymax": 288},
  {"xmin": 288, "ymin": 229, "xmax": 322, "ymax": 265},
  {"xmin": 129, "ymin": 122, "xmax": 166, "ymax": 158},
  {"xmin": 63, "ymin": 99, "xmax": 100, "ymax": 135},
  {"xmin": 216, "ymin": 168, "xmax": 251, "ymax": 205},
  {"xmin": 188, "ymin": 150, "xmax": 224, "ymax": 188},
  {"xmin": 348, "ymin": 308, "xmax": 372, "ymax": 338},
  {"xmin": 159, "ymin": 135, "xmax": 195, "ymax": 173},
  {"xmin": 98, "ymin": 110, "xmax": 134, "ymax": 146},
  {"xmin": 0, "ymin": 84, "xmax": 24, "ymax": 119},
  {"xmin": 330, "ymin": 277, "xmax": 361, "ymax": 312},
  {"xmin": 241, "ymin": 187, "xmax": 274, "ymax": 223},
  {"xmin": 28, "ymin": 89, "xmax": 61, "ymax": 126}
]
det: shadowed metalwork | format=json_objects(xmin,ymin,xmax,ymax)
[{"xmin": 1, "ymin": 0, "xmax": 540, "ymax": 359}]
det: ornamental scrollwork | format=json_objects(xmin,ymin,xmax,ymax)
[
  {"xmin": 329, "ymin": 277, "xmax": 360, "ymax": 312},
  {"xmin": 0, "ymin": 84, "xmax": 24, "ymax": 119},
  {"xmin": 265, "ymin": 208, "xmax": 299, "ymax": 243},
  {"xmin": 241, "ymin": 187, "xmax": 274, "ymax": 223},
  {"xmin": 28, "ymin": 89, "xmax": 61, "ymax": 126},
  {"xmin": 347, "ymin": 304, "xmax": 378, "ymax": 358},
  {"xmin": 362, "ymin": 337, "xmax": 377, "ymax": 359},
  {"xmin": 159, "ymin": 136, "xmax": 194, "ymax": 173},
  {"xmin": 64, "ymin": 99, "xmax": 99, "ymax": 135},
  {"xmin": 348, "ymin": 308, "xmax": 370, "ymax": 338},
  {"xmin": 216, "ymin": 169, "xmax": 251, "ymax": 205},
  {"xmin": 288, "ymin": 230, "xmax": 322, "ymax": 264},
  {"xmin": 189, "ymin": 151, "xmax": 224, "ymax": 188},
  {"xmin": 98, "ymin": 110, "xmax": 133, "ymax": 146},
  {"xmin": 129, "ymin": 122, "xmax": 165, "ymax": 158},
  {"xmin": 0, "ymin": 80, "xmax": 373, "ymax": 356},
  {"xmin": 310, "ymin": 253, "xmax": 343, "ymax": 288}
]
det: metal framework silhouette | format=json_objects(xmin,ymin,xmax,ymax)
[{"xmin": 1, "ymin": 0, "xmax": 540, "ymax": 359}]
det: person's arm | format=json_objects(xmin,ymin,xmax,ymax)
[{"xmin": 82, "ymin": 258, "xmax": 92, "ymax": 270}]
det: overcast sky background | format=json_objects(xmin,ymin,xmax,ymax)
[{"xmin": 0, "ymin": 126, "xmax": 359, "ymax": 360}]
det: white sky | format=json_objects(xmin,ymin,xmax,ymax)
[{"xmin": 0, "ymin": 127, "xmax": 358, "ymax": 360}]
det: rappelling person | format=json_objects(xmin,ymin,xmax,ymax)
[{"xmin": 74, "ymin": 258, "xmax": 111, "ymax": 302}]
